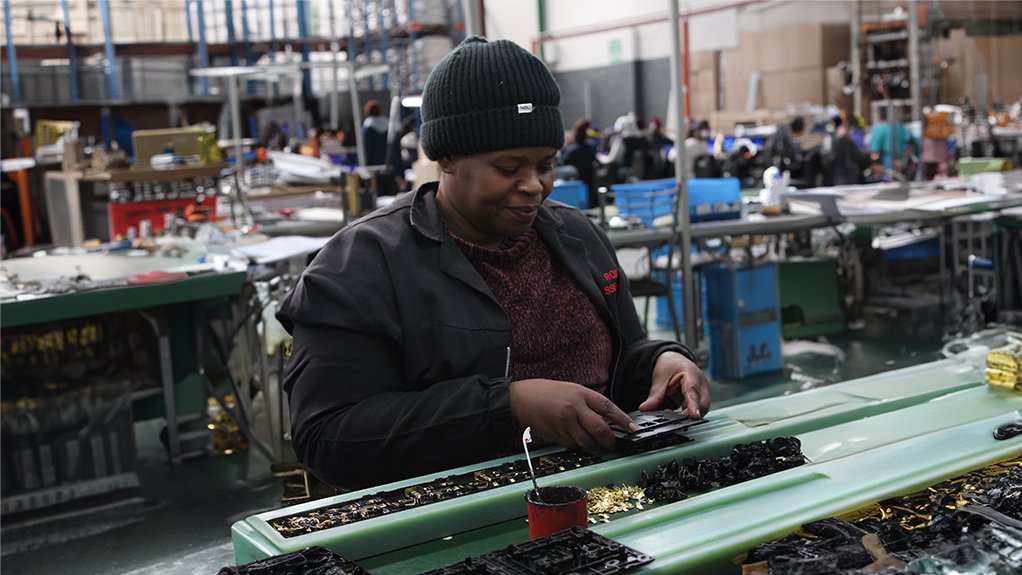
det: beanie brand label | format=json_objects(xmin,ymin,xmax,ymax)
[{"xmin": 517, "ymin": 103, "xmax": 534, "ymax": 114}]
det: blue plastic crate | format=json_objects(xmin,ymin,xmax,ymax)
[
  {"xmin": 549, "ymin": 180, "xmax": 589, "ymax": 209},
  {"xmin": 612, "ymin": 179, "xmax": 676, "ymax": 227},
  {"xmin": 882, "ymin": 237, "xmax": 939, "ymax": 261},
  {"xmin": 704, "ymin": 263, "xmax": 783, "ymax": 379},
  {"xmin": 652, "ymin": 270, "xmax": 709, "ymax": 336},
  {"xmin": 611, "ymin": 178, "xmax": 741, "ymax": 227},
  {"xmin": 687, "ymin": 178, "xmax": 741, "ymax": 222}
]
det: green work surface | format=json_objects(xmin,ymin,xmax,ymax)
[
  {"xmin": 230, "ymin": 357, "xmax": 1021, "ymax": 573},
  {"xmin": 1, "ymin": 270, "xmax": 246, "ymax": 328}
]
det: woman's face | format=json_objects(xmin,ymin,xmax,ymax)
[{"xmin": 436, "ymin": 147, "xmax": 557, "ymax": 248}]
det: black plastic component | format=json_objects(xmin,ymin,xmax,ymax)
[
  {"xmin": 993, "ymin": 420, "xmax": 1022, "ymax": 440},
  {"xmin": 417, "ymin": 527, "xmax": 653, "ymax": 575},
  {"xmin": 742, "ymin": 460, "xmax": 1022, "ymax": 574},
  {"xmin": 638, "ymin": 436, "xmax": 808, "ymax": 503},
  {"xmin": 608, "ymin": 410, "xmax": 707, "ymax": 454},
  {"xmin": 217, "ymin": 546, "xmax": 371, "ymax": 575}
]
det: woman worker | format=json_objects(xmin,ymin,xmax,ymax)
[{"xmin": 278, "ymin": 37, "xmax": 710, "ymax": 490}]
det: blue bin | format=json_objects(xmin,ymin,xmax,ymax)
[
  {"xmin": 653, "ymin": 270, "xmax": 709, "ymax": 337},
  {"xmin": 687, "ymin": 178, "xmax": 741, "ymax": 222},
  {"xmin": 612, "ymin": 179, "xmax": 676, "ymax": 227},
  {"xmin": 704, "ymin": 263, "xmax": 783, "ymax": 379},
  {"xmin": 549, "ymin": 180, "xmax": 589, "ymax": 209},
  {"xmin": 882, "ymin": 237, "xmax": 939, "ymax": 261},
  {"xmin": 612, "ymin": 178, "xmax": 742, "ymax": 227}
]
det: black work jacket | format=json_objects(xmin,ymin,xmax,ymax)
[{"xmin": 278, "ymin": 182, "xmax": 693, "ymax": 489}]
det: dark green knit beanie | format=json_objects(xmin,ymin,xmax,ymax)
[{"xmin": 420, "ymin": 36, "xmax": 565, "ymax": 160}]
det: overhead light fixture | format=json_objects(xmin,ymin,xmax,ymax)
[{"xmin": 401, "ymin": 96, "xmax": 423, "ymax": 108}]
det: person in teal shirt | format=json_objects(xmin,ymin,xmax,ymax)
[{"xmin": 870, "ymin": 120, "xmax": 917, "ymax": 172}]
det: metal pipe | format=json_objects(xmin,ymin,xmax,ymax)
[
  {"xmin": 908, "ymin": 0, "xmax": 921, "ymax": 123},
  {"xmin": 228, "ymin": 74, "xmax": 245, "ymax": 170},
  {"xmin": 185, "ymin": 0, "xmax": 193, "ymax": 44},
  {"xmin": 669, "ymin": 0, "xmax": 697, "ymax": 348},
  {"xmin": 225, "ymin": 0, "xmax": 238, "ymax": 66},
  {"xmin": 682, "ymin": 18, "xmax": 690, "ymax": 120},
  {"xmin": 349, "ymin": 64, "xmax": 367, "ymax": 168},
  {"xmin": 537, "ymin": 0, "xmax": 546, "ymax": 60},
  {"xmin": 461, "ymin": 0, "xmax": 480, "ymax": 38},
  {"xmin": 185, "ymin": 0, "xmax": 194, "ymax": 95},
  {"xmin": 60, "ymin": 0, "xmax": 79, "ymax": 100},
  {"xmin": 98, "ymin": 0, "xmax": 119, "ymax": 99},
  {"xmin": 196, "ymin": 0, "xmax": 210, "ymax": 95},
  {"xmin": 379, "ymin": 0, "xmax": 390, "ymax": 89},
  {"xmin": 851, "ymin": 0, "xmax": 861, "ymax": 117},
  {"xmin": 268, "ymin": 0, "xmax": 277, "ymax": 62},
  {"xmin": 4, "ymin": 0, "xmax": 20, "ymax": 102},
  {"xmin": 363, "ymin": 2, "xmax": 374, "ymax": 91},
  {"xmin": 406, "ymin": 0, "xmax": 419, "ymax": 92},
  {"xmin": 296, "ymin": 0, "xmax": 312, "ymax": 102},
  {"xmin": 239, "ymin": 0, "xmax": 255, "ymax": 94},
  {"xmin": 328, "ymin": 0, "xmax": 340, "ymax": 128}
]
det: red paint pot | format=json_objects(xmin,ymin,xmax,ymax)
[{"xmin": 525, "ymin": 485, "xmax": 588, "ymax": 539}]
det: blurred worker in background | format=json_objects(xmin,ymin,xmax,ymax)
[
  {"xmin": 561, "ymin": 118, "xmax": 599, "ymax": 206},
  {"xmin": 361, "ymin": 99, "xmax": 389, "ymax": 167}
]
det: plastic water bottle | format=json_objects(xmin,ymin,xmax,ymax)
[{"xmin": 760, "ymin": 167, "xmax": 789, "ymax": 216}]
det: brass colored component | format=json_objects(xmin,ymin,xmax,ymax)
[{"xmin": 586, "ymin": 485, "xmax": 650, "ymax": 520}]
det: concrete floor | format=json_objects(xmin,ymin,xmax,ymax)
[{"xmin": 0, "ymin": 303, "xmax": 951, "ymax": 575}]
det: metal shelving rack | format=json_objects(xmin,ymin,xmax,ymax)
[{"xmin": 860, "ymin": 0, "xmax": 947, "ymax": 124}]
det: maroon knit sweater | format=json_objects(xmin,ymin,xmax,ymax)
[{"xmin": 452, "ymin": 229, "xmax": 613, "ymax": 392}]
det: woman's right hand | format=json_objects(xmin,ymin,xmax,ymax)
[{"xmin": 509, "ymin": 379, "xmax": 637, "ymax": 452}]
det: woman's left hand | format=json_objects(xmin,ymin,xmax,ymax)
[{"xmin": 639, "ymin": 351, "xmax": 710, "ymax": 419}]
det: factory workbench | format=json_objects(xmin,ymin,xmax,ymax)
[
  {"xmin": 227, "ymin": 352, "xmax": 1021, "ymax": 574},
  {"xmin": 1, "ymin": 254, "xmax": 247, "ymax": 467}
]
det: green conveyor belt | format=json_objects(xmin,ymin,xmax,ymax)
[{"xmin": 230, "ymin": 356, "xmax": 1022, "ymax": 574}]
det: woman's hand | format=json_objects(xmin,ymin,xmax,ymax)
[
  {"xmin": 639, "ymin": 351, "xmax": 710, "ymax": 419},
  {"xmin": 509, "ymin": 379, "xmax": 637, "ymax": 452}
]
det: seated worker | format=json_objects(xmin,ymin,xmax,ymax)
[{"xmin": 277, "ymin": 36, "xmax": 710, "ymax": 490}]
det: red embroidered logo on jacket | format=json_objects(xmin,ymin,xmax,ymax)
[{"xmin": 601, "ymin": 268, "xmax": 619, "ymax": 295}]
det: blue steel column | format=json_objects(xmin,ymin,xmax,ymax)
[
  {"xmin": 185, "ymin": 0, "xmax": 195, "ymax": 96},
  {"xmin": 224, "ymin": 0, "xmax": 238, "ymax": 66},
  {"xmin": 239, "ymin": 0, "xmax": 255, "ymax": 94},
  {"xmin": 295, "ymin": 0, "xmax": 311, "ymax": 100},
  {"xmin": 268, "ymin": 0, "xmax": 278, "ymax": 98},
  {"xmin": 406, "ymin": 0, "xmax": 418, "ymax": 92},
  {"xmin": 185, "ymin": 0, "xmax": 193, "ymax": 43},
  {"xmin": 60, "ymin": 0, "xmax": 79, "ymax": 100},
  {"xmin": 195, "ymin": 0, "xmax": 210, "ymax": 95},
  {"xmin": 455, "ymin": 0, "xmax": 466, "ymax": 43},
  {"xmin": 4, "ymin": 0, "xmax": 20, "ymax": 102},
  {"xmin": 268, "ymin": 0, "xmax": 277, "ymax": 56},
  {"xmin": 98, "ymin": 0, "xmax": 119, "ymax": 99},
  {"xmin": 347, "ymin": 0, "xmax": 356, "ymax": 64},
  {"xmin": 239, "ymin": 0, "xmax": 254, "ymax": 64},
  {"xmin": 378, "ymin": 0, "xmax": 389, "ymax": 89},
  {"xmin": 364, "ymin": 2, "xmax": 374, "ymax": 91}
]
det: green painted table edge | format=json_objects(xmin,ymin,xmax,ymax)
[{"xmin": 1, "ymin": 270, "xmax": 247, "ymax": 328}]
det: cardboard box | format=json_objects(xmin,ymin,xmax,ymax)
[{"xmin": 761, "ymin": 68, "xmax": 825, "ymax": 110}]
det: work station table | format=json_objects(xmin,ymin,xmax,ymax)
[
  {"xmin": 228, "ymin": 348, "xmax": 1021, "ymax": 574},
  {"xmin": 607, "ymin": 174, "xmax": 1022, "ymax": 249},
  {"xmin": 1, "ymin": 254, "xmax": 247, "ymax": 469}
]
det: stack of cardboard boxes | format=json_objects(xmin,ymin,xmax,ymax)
[{"xmin": 687, "ymin": 22, "xmax": 851, "ymax": 131}]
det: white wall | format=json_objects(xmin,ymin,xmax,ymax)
[{"xmin": 481, "ymin": 0, "xmax": 859, "ymax": 73}]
